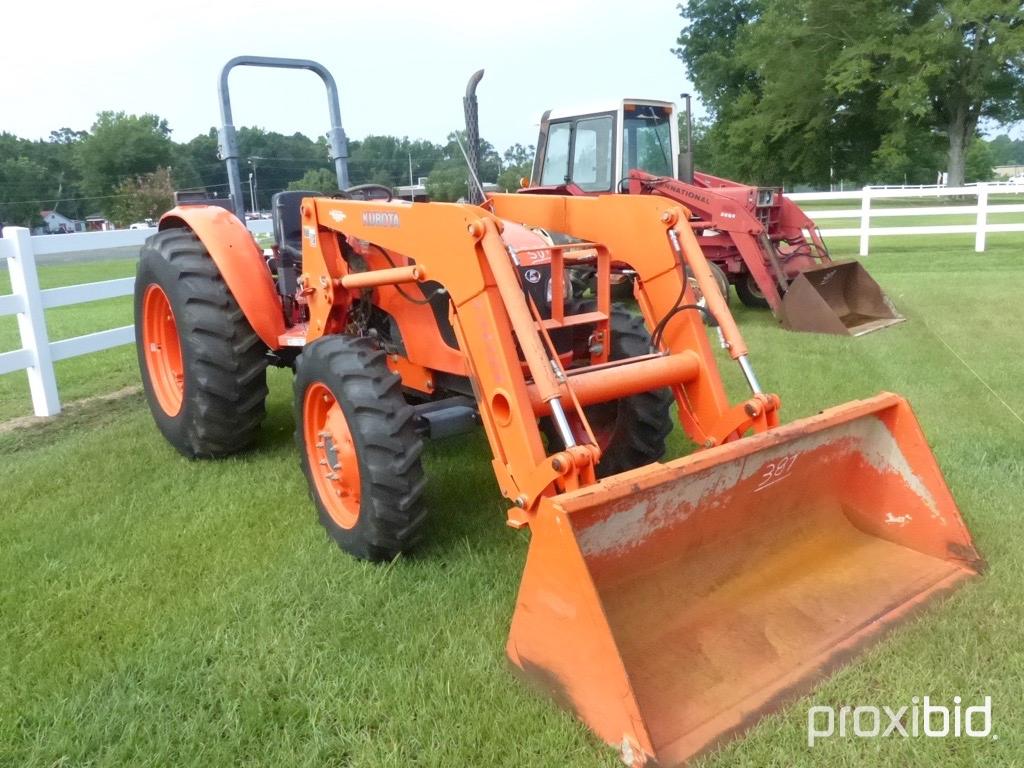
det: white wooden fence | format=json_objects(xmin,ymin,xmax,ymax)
[
  {"xmin": 787, "ymin": 183, "xmax": 1024, "ymax": 256},
  {"xmin": 0, "ymin": 221, "xmax": 272, "ymax": 418}
]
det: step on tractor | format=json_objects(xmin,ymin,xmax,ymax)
[
  {"xmin": 506, "ymin": 77, "xmax": 903, "ymax": 336},
  {"xmin": 135, "ymin": 57, "xmax": 981, "ymax": 766}
]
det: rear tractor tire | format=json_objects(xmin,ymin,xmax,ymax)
[
  {"xmin": 134, "ymin": 228, "xmax": 268, "ymax": 458},
  {"xmin": 294, "ymin": 335, "xmax": 427, "ymax": 561}
]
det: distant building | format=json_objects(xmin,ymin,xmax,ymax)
[
  {"xmin": 84, "ymin": 214, "xmax": 114, "ymax": 231},
  {"xmin": 392, "ymin": 177, "xmax": 431, "ymax": 202},
  {"xmin": 39, "ymin": 210, "xmax": 84, "ymax": 234},
  {"xmin": 994, "ymin": 164, "xmax": 1024, "ymax": 179}
]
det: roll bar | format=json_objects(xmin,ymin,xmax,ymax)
[{"xmin": 217, "ymin": 56, "xmax": 351, "ymax": 219}]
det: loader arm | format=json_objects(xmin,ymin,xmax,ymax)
[{"xmin": 296, "ymin": 194, "xmax": 778, "ymax": 520}]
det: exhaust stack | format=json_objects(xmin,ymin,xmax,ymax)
[{"xmin": 464, "ymin": 69, "xmax": 485, "ymax": 205}]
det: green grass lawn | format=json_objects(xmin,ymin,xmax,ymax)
[{"xmin": 1, "ymin": 233, "xmax": 1023, "ymax": 767}]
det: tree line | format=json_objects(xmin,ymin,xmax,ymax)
[
  {"xmin": 677, "ymin": 0, "xmax": 1023, "ymax": 187},
  {"xmin": 0, "ymin": 112, "xmax": 535, "ymax": 228}
]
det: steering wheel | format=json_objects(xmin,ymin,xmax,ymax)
[{"xmin": 343, "ymin": 184, "xmax": 394, "ymax": 202}]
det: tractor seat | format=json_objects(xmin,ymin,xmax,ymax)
[{"xmin": 272, "ymin": 190, "xmax": 317, "ymax": 265}]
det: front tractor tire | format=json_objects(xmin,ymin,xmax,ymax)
[
  {"xmin": 294, "ymin": 336, "xmax": 427, "ymax": 562},
  {"xmin": 134, "ymin": 228, "xmax": 269, "ymax": 458},
  {"xmin": 736, "ymin": 271, "xmax": 771, "ymax": 309}
]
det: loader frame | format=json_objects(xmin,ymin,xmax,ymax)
[{"xmin": 285, "ymin": 192, "xmax": 778, "ymax": 520}]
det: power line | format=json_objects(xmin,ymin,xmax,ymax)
[
  {"xmin": 0, "ymin": 192, "xmax": 136, "ymax": 205},
  {"xmin": 0, "ymin": 180, "xmax": 232, "ymax": 207}
]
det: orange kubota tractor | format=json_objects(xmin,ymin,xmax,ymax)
[
  {"xmin": 512, "ymin": 81, "xmax": 904, "ymax": 336},
  {"xmin": 135, "ymin": 57, "xmax": 981, "ymax": 766}
]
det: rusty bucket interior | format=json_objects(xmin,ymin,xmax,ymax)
[
  {"xmin": 780, "ymin": 260, "xmax": 904, "ymax": 336},
  {"xmin": 507, "ymin": 394, "xmax": 981, "ymax": 767}
]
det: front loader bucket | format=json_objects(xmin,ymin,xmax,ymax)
[
  {"xmin": 780, "ymin": 260, "xmax": 904, "ymax": 336},
  {"xmin": 507, "ymin": 393, "xmax": 981, "ymax": 767}
]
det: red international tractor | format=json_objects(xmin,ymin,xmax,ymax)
[
  {"xmin": 514, "ymin": 89, "xmax": 903, "ymax": 336},
  {"xmin": 134, "ymin": 57, "xmax": 978, "ymax": 767}
]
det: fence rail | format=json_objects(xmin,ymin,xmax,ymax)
[
  {"xmin": 786, "ymin": 183, "xmax": 1024, "ymax": 255},
  {"xmin": 1, "ymin": 221, "xmax": 271, "ymax": 418}
]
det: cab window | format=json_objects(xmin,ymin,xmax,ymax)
[
  {"xmin": 622, "ymin": 106, "xmax": 673, "ymax": 178},
  {"xmin": 571, "ymin": 115, "xmax": 614, "ymax": 192},
  {"xmin": 540, "ymin": 122, "xmax": 571, "ymax": 185}
]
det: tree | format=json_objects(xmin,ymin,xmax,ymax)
[
  {"xmin": 675, "ymin": 0, "xmax": 1024, "ymax": 186},
  {"xmin": 106, "ymin": 167, "xmax": 176, "ymax": 227},
  {"xmin": 447, "ymin": 131, "xmax": 500, "ymax": 183},
  {"xmin": 868, "ymin": 120, "xmax": 946, "ymax": 185},
  {"xmin": 49, "ymin": 128, "xmax": 88, "ymax": 145},
  {"xmin": 498, "ymin": 143, "xmax": 535, "ymax": 191},
  {"xmin": 76, "ymin": 112, "xmax": 174, "ymax": 199},
  {"xmin": 426, "ymin": 131, "xmax": 503, "ymax": 201},
  {"xmin": 0, "ymin": 129, "xmax": 92, "ymax": 224},
  {"xmin": 986, "ymin": 133, "xmax": 1024, "ymax": 164},
  {"xmin": 675, "ymin": 0, "xmax": 764, "ymax": 117},
  {"xmin": 677, "ymin": 0, "xmax": 900, "ymax": 186},
  {"xmin": 39, "ymin": 130, "xmax": 89, "ymax": 219},
  {"xmin": 180, "ymin": 129, "xmax": 226, "ymax": 191},
  {"xmin": 837, "ymin": 1, "xmax": 1024, "ymax": 185},
  {"xmin": 425, "ymin": 159, "xmax": 468, "ymax": 202},
  {"xmin": 0, "ymin": 156, "xmax": 51, "ymax": 226},
  {"xmin": 347, "ymin": 135, "xmax": 445, "ymax": 188},
  {"xmin": 288, "ymin": 168, "xmax": 341, "ymax": 195},
  {"xmin": 965, "ymin": 137, "xmax": 996, "ymax": 182},
  {"xmin": 503, "ymin": 143, "xmax": 534, "ymax": 168}
]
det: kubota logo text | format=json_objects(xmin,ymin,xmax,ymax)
[
  {"xmin": 808, "ymin": 696, "xmax": 995, "ymax": 747},
  {"xmin": 362, "ymin": 211, "xmax": 400, "ymax": 228}
]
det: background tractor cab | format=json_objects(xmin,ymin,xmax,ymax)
[
  {"xmin": 525, "ymin": 97, "xmax": 904, "ymax": 336},
  {"xmin": 531, "ymin": 100, "xmax": 681, "ymax": 192}
]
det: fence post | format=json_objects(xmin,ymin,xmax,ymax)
[
  {"xmin": 974, "ymin": 183, "xmax": 988, "ymax": 253},
  {"xmin": 4, "ymin": 227, "xmax": 60, "ymax": 416},
  {"xmin": 859, "ymin": 186, "xmax": 871, "ymax": 256}
]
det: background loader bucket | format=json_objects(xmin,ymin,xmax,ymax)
[
  {"xmin": 507, "ymin": 393, "xmax": 981, "ymax": 767},
  {"xmin": 780, "ymin": 260, "xmax": 904, "ymax": 336}
]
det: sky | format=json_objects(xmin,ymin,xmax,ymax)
[{"xmin": 1, "ymin": 0, "xmax": 701, "ymax": 153}]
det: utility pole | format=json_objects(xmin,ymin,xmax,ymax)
[
  {"xmin": 247, "ymin": 156, "xmax": 264, "ymax": 213},
  {"xmin": 248, "ymin": 173, "xmax": 256, "ymax": 214},
  {"xmin": 408, "ymin": 153, "xmax": 415, "ymax": 202}
]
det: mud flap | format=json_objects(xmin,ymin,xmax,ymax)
[
  {"xmin": 507, "ymin": 393, "xmax": 981, "ymax": 767},
  {"xmin": 780, "ymin": 260, "xmax": 904, "ymax": 336}
]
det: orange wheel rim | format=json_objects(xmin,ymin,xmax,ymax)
[
  {"xmin": 303, "ymin": 382, "xmax": 362, "ymax": 529},
  {"xmin": 142, "ymin": 284, "xmax": 184, "ymax": 416}
]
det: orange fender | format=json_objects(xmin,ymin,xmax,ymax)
[{"xmin": 159, "ymin": 206, "xmax": 285, "ymax": 349}]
